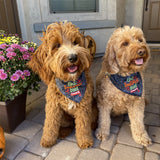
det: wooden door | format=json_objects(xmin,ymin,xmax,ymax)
[
  {"xmin": 143, "ymin": 0, "xmax": 160, "ymax": 42},
  {"xmin": 0, "ymin": 0, "xmax": 21, "ymax": 35}
]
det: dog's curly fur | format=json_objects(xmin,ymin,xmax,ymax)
[
  {"xmin": 28, "ymin": 21, "xmax": 97, "ymax": 149},
  {"xmin": 95, "ymin": 26, "xmax": 152, "ymax": 146},
  {"xmin": 0, "ymin": 126, "xmax": 5, "ymax": 159}
]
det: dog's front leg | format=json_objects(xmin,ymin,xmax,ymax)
[
  {"xmin": 95, "ymin": 103, "xmax": 111, "ymax": 141},
  {"xmin": 40, "ymin": 101, "xmax": 63, "ymax": 148},
  {"xmin": 128, "ymin": 101, "xmax": 152, "ymax": 146},
  {"xmin": 75, "ymin": 106, "xmax": 93, "ymax": 149}
]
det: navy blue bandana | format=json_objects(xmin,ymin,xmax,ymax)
[
  {"xmin": 55, "ymin": 71, "xmax": 87, "ymax": 103},
  {"xmin": 107, "ymin": 72, "xmax": 143, "ymax": 97}
]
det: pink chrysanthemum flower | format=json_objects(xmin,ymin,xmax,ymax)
[
  {"xmin": 6, "ymin": 52, "xmax": 16, "ymax": 59},
  {"xmin": 21, "ymin": 75, "xmax": 25, "ymax": 80},
  {"xmin": 11, "ymin": 52, "xmax": 17, "ymax": 57},
  {"xmin": 0, "ymin": 55, "xmax": 6, "ymax": 61},
  {"xmin": 15, "ymin": 70, "xmax": 23, "ymax": 76},
  {"xmin": 20, "ymin": 47, "xmax": 27, "ymax": 52},
  {"xmin": 11, "ymin": 44, "xmax": 21, "ymax": 49},
  {"xmin": 23, "ymin": 53, "xmax": 30, "ymax": 60},
  {"xmin": 6, "ymin": 52, "xmax": 13, "ymax": 59},
  {"xmin": 28, "ymin": 47, "xmax": 35, "ymax": 52},
  {"xmin": 0, "ymin": 69, "xmax": 4, "ymax": 73},
  {"xmin": 10, "ymin": 73, "xmax": 20, "ymax": 81},
  {"xmin": 6, "ymin": 47, "xmax": 14, "ymax": 52},
  {"xmin": 23, "ymin": 70, "xmax": 30, "ymax": 77},
  {"xmin": 0, "ymin": 44, "xmax": 7, "ymax": 49},
  {"xmin": 21, "ymin": 40, "xmax": 28, "ymax": 44},
  {"xmin": 0, "ymin": 72, "xmax": 8, "ymax": 80},
  {"xmin": 0, "ymin": 51, "xmax": 3, "ymax": 55}
]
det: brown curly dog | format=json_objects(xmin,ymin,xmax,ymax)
[
  {"xmin": 95, "ymin": 26, "xmax": 152, "ymax": 146},
  {"xmin": 28, "ymin": 21, "xmax": 97, "ymax": 149}
]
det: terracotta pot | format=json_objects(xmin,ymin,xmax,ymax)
[
  {"xmin": 0, "ymin": 126, "xmax": 5, "ymax": 159},
  {"xmin": 0, "ymin": 91, "xmax": 27, "ymax": 133}
]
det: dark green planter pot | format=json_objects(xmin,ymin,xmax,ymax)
[{"xmin": 0, "ymin": 91, "xmax": 27, "ymax": 133}]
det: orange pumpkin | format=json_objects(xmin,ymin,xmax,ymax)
[{"xmin": 0, "ymin": 126, "xmax": 5, "ymax": 159}]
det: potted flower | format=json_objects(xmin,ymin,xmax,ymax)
[{"xmin": 0, "ymin": 31, "xmax": 40, "ymax": 133}]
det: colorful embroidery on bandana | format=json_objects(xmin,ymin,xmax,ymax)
[
  {"xmin": 55, "ymin": 71, "xmax": 86, "ymax": 103},
  {"xmin": 108, "ymin": 72, "xmax": 143, "ymax": 97}
]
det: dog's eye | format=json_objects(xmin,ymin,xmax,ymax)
[
  {"xmin": 57, "ymin": 43, "xmax": 61, "ymax": 48},
  {"xmin": 122, "ymin": 42, "xmax": 129, "ymax": 46},
  {"xmin": 52, "ymin": 43, "xmax": 61, "ymax": 50},
  {"xmin": 73, "ymin": 41, "xmax": 78, "ymax": 45},
  {"xmin": 138, "ymin": 39, "xmax": 143, "ymax": 42}
]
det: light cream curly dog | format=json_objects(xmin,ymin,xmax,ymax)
[{"xmin": 95, "ymin": 26, "xmax": 152, "ymax": 146}]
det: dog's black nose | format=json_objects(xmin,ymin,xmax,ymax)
[
  {"xmin": 68, "ymin": 54, "xmax": 77, "ymax": 63},
  {"xmin": 137, "ymin": 48, "xmax": 146, "ymax": 56}
]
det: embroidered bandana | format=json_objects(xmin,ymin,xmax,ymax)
[
  {"xmin": 108, "ymin": 72, "xmax": 143, "ymax": 97},
  {"xmin": 55, "ymin": 71, "xmax": 87, "ymax": 103}
]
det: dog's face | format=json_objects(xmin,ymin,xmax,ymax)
[
  {"xmin": 104, "ymin": 26, "xmax": 150, "ymax": 75},
  {"xmin": 28, "ymin": 22, "xmax": 96, "ymax": 83}
]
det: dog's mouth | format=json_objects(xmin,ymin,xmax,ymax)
[
  {"xmin": 67, "ymin": 65, "xmax": 78, "ymax": 73},
  {"xmin": 132, "ymin": 58, "xmax": 144, "ymax": 66}
]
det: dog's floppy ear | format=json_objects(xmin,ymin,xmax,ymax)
[
  {"xmin": 27, "ymin": 42, "xmax": 54, "ymax": 84},
  {"xmin": 84, "ymin": 35, "xmax": 96, "ymax": 61},
  {"xmin": 103, "ymin": 39, "xmax": 119, "ymax": 74}
]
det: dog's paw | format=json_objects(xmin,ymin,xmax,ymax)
[
  {"xmin": 133, "ymin": 132, "xmax": 152, "ymax": 147},
  {"xmin": 95, "ymin": 128, "xmax": 109, "ymax": 141},
  {"xmin": 40, "ymin": 137, "xmax": 57, "ymax": 148},
  {"xmin": 78, "ymin": 137, "xmax": 93, "ymax": 149}
]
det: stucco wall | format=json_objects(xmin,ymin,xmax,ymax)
[
  {"xmin": 125, "ymin": 0, "xmax": 144, "ymax": 28},
  {"xmin": 116, "ymin": 0, "xmax": 126, "ymax": 27},
  {"xmin": 117, "ymin": 0, "xmax": 144, "ymax": 28},
  {"xmin": 16, "ymin": 0, "xmax": 116, "ymax": 55}
]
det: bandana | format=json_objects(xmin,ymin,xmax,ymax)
[
  {"xmin": 108, "ymin": 72, "xmax": 143, "ymax": 97},
  {"xmin": 55, "ymin": 71, "xmax": 87, "ymax": 103}
]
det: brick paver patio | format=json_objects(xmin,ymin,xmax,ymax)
[{"xmin": 2, "ymin": 51, "xmax": 160, "ymax": 160}]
